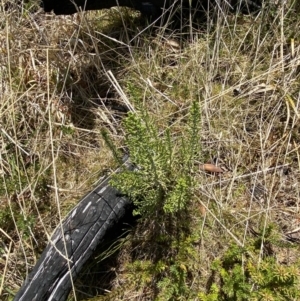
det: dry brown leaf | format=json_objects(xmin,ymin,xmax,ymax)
[
  {"xmin": 198, "ymin": 204, "xmax": 206, "ymax": 217},
  {"xmin": 199, "ymin": 163, "xmax": 223, "ymax": 173}
]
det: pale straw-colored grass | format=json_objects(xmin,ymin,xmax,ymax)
[{"xmin": 1, "ymin": 1, "xmax": 300, "ymax": 300}]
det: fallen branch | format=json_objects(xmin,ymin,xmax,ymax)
[{"xmin": 14, "ymin": 173, "xmax": 132, "ymax": 301}]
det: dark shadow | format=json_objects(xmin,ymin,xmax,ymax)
[{"xmin": 53, "ymin": 0, "xmax": 264, "ymax": 131}]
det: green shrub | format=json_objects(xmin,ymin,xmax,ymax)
[
  {"xmin": 108, "ymin": 100, "xmax": 201, "ymax": 217},
  {"xmin": 200, "ymin": 232, "xmax": 300, "ymax": 301}
]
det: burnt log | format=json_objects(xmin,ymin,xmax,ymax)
[
  {"xmin": 13, "ymin": 171, "xmax": 133, "ymax": 301},
  {"xmin": 42, "ymin": 0, "xmax": 168, "ymax": 16},
  {"xmin": 41, "ymin": 0, "xmax": 262, "ymax": 16}
]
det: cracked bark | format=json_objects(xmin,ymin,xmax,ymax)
[{"xmin": 13, "ymin": 176, "xmax": 132, "ymax": 301}]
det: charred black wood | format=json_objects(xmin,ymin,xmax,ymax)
[
  {"xmin": 13, "ymin": 173, "xmax": 133, "ymax": 301},
  {"xmin": 41, "ymin": 0, "xmax": 165, "ymax": 16},
  {"xmin": 41, "ymin": 0, "xmax": 262, "ymax": 16}
]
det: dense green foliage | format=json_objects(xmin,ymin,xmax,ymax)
[{"xmin": 201, "ymin": 239, "xmax": 300, "ymax": 301}]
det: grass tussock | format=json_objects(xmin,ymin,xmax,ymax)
[{"xmin": 1, "ymin": 0, "xmax": 300, "ymax": 300}]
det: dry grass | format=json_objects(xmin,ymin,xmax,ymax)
[{"xmin": 1, "ymin": 0, "xmax": 300, "ymax": 300}]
